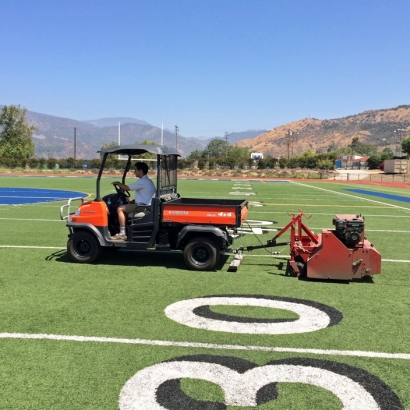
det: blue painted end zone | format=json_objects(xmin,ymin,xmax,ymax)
[
  {"xmin": 0, "ymin": 187, "xmax": 88, "ymax": 205},
  {"xmin": 345, "ymin": 188, "xmax": 410, "ymax": 203}
]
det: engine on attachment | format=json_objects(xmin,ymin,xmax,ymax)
[{"xmin": 332, "ymin": 214, "xmax": 364, "ymax": 246}]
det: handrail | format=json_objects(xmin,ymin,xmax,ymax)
[{"xmin": 60, "ymin": 197, "xmax": 84, "ymax": 220}]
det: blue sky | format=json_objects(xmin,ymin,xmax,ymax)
[{"xmin": 2, "ymin": 0, "xmax": 410, "ymax": 139}]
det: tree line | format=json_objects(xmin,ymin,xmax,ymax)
[{"xmin": 1, "ymin": 104, "xmax": 409, "ymax": 170}]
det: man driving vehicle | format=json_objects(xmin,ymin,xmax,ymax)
[{"xmin": 110, "ymin": 161, "xmax": 156, "ymax": 241}]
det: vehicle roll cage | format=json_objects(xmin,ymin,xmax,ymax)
[{"xmin": 96, "ymin": 144, "xmax": 180, "ymax": 200}]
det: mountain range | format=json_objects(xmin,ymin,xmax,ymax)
[
  {"xmin": 1, "ymin": 105, "xmax": 409, "ymax": 159},
  {"xmin": 10, "ymin": 109, "xmax": 265, "ymax": 159},
  {"xmin": 236, "ymin": 105, "xmax": 410, "ymax": 158}
]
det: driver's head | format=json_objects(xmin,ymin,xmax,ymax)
[{"xmin": 134, "ymin": 162, "xmax": 149, "ymax": 175}]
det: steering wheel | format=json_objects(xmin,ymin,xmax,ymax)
[{"xmin": 113, "ymin": 182, "xmax": 130, "ymax": 198}]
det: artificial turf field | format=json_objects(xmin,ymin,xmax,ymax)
[{"xmin": 0, "ymin": 175, "xmax": 409, "ymax": 409}]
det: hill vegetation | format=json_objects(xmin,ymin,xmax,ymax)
[
  {"xmin": 235, "ymin": 105, "xmax": 410, "ymax": 158},
  {"xmin": 1, "ymin": 104, "xmax": 409, "ymax": 161}
]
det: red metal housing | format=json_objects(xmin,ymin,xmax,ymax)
[{"xmin": 274, "ymin": 211, "xmax": 381, "ymax": 280}]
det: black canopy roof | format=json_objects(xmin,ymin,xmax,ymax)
[{"xmin": 98, "ymin": 144, "xmax": 180, "ymax": 156}]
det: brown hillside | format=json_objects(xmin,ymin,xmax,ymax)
[{"xmin": 235, "ymin": 105, "xmax": 410, "ymax": 157}]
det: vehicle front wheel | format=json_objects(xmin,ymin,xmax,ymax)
[
  {"xmin": 67, "ymin": 231, "xmax": 102, "ymax": 263},
  {"xmin": 183, "ymin": 236, "xmax": 220, "ymax": 271}
]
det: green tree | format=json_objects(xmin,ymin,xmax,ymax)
[
  {"xmin": 367, "ymin": 154, "xmax": 382, "ymax": 170},
  {"xmin": 257, "ymin": 159, "xmax": 266, "ymax": 169},
  {"xmin": 402, "ymin": 136, "xmax": 410, "ymax": 157},
  {"xmin": 100, "ymin": 141, "xmax": 118, "ymax": 159},
  {"xmin": 66, "ymin": 157, "xmax": 76, "ymax": 169},
  {"xmin": 228, "ymin": 146, "xmax": 250, "ymax": 168},
  {"xmin": 188, "ymin": 149, "xmax": 204, "ymax": 159},
  {"xmin": 205, "ymin": 139, "xmax": 230, "ymax": 158},
  {"xmin": 349, "ymin": 136, "xmax": 377, "ymax": 156},
  {"xmin": 317, "ymin": 158, "xmax": 334, "ymax": 170},
  {"xmin": 327, "ymin": 142, "xmax": 338, "ymax": 152},
  {"xmin": 278, "ymin": 157, "xmax": 288, "ymax": 169},
  {"xmin": 0, "ymin": 105, "xmax": 36, "ymax": 159},
  {"xmin": 381, "ymin": 148, "xmax": 394, "ymax": 161}
]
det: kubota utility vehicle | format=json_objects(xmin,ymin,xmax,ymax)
[{"xmin": 60, "ymin": 144, "xmax": 248, "ymax": 271}]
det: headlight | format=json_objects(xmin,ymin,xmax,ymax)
[{"xmin": 75, "ymin": 209, "xmax": 81, "ymax": 216}]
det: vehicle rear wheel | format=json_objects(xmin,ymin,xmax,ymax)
[
  {"xmin": 67, "ymin": 231, "xmax": 102, "ymax": 263},
  {"xmin": 183, "ymin": 236, "xmax": 220, "ymax": 271}
]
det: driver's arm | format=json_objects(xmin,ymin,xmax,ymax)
[{"xmin": 112, "ymin": 181, "xmax": 130, "ymax": 191}]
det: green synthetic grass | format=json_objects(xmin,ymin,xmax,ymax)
[{"xmin": 0, "ymin": 176, "xmax": 409, "ymax": 409}]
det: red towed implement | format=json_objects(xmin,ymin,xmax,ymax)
[{"xmin": 244, "ymin": 211, "xmax": 381, "ymax": 280}]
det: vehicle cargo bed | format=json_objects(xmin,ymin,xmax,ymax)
[{"xmin": 162, "ymin": 198, "xmax": 248, "ymax": 227}]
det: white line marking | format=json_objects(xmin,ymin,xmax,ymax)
[
  {"xmin": 0, "ymin": 218, "xmax": 63, "ymax": 222},
  {"xmin": 292, "ymin": 182, "xmax": 410, "ymax": 211},
  {"xmin": 251, "ymin": 211, "xmax": 410, "ymax": 217},
  {"xmin": 0, "ymin": 245, "xmax": 65, "ymax": 249},
  {"xmin": 0, "ymin": 332, "xmax": 409, "ymax": 360}
]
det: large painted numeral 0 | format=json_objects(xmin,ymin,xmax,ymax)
[
  {"xmin": 164, "ymin": 295, "xmax": 343, "ymax": 334},
  {"xmin": 119, "ymin": 355, "xmax": 403, "ymax": 409}
]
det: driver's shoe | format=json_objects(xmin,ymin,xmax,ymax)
[{"xmin": 110, "ymin": 233, "xmax": 127, "ymax": 241}]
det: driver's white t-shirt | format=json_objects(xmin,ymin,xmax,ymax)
[{"xmin": 128, "ymin": 175, "xmax": 156, "ymax": 205}]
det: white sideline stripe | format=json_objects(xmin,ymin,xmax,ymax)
[
  {"xmin": 0, "ymin": 245, "xmax": 64, "ymax": 249},
  {"xmin": 292, "ymin": 182, "xmax": 410, "ymax": 211},
  {"xmin": 0, "ymin": 332, "xmax": 409, "ymax": 360},
  {"xmin": 0, "ymin": 217, "xmax": 63, "ymax": 222}
]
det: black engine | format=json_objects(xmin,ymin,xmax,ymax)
[{"xmin": 333, "ymin": 215, "xmax": 364, "ymax": 246}]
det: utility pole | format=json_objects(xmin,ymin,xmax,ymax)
[
  {"xmin": 286, "ymin": 129, "xmax": 291, "ymax": 161},
  {"xmin": 73, "ymin": 127, "xmax": 78, "ymax": 160},
  {"xmin": 291, "ymin": 130, "xmax": 299, "ymax": 157},
  {"xmin": 225, "ymin": 132, "xmax": 229, "ymax": 157},
  {"xmin": 395, "ymin": 128, "xmax": 406, "ymax": 157},
  {"xmin": 175, "ymin": 125, "xmax": 179, "ymax": 149}
]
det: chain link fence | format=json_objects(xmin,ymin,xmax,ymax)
[{"xmin": 333, "ymin": 173, "xmax": 410, "ymax": 182}]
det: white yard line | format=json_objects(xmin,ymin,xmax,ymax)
[
  {"xmin": 251, "ymin": 211, "xmax": 410, "ymax": 217},
  {"xmin": 0, "ymin": 217, "xmax": 63, "ymax": 222},
  {"xmin": 0, "ymin": 332, "xmax": 409, "ymax": 360},
  {"xmin": 292, "ymin": 182, "xmax": 410, "ymax": 212},
  {"xmin": 0, "ymin": 245, "xmax": 65, "ymax": 249}
]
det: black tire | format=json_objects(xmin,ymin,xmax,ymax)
[
  {"xmin": 183, "ymin": 236, "xmax": 220, "ymax": 271},
  {"xmin": 67, "ymin": 231, "xmax": 102, "ymax": 263},
  {"xmin": 287, "ymin": 261, "xmax": 306, "ymax": 278}
]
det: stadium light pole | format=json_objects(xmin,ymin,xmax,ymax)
[
  {"xmin": 73, "ymin": 127, "xmax": 77, "ymax": 160},
  {"xmin": 175, "ymin": 125, "xmax": 179, "ymax": 149}
]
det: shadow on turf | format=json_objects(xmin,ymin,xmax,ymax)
[{"xmin": 45, "ymin": 249, "xmax": 229, "ymax": 272}]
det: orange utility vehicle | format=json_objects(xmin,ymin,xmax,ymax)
[{"xmin": 60, "ymin": 145, "xmax": 248, "ymax": 271}]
